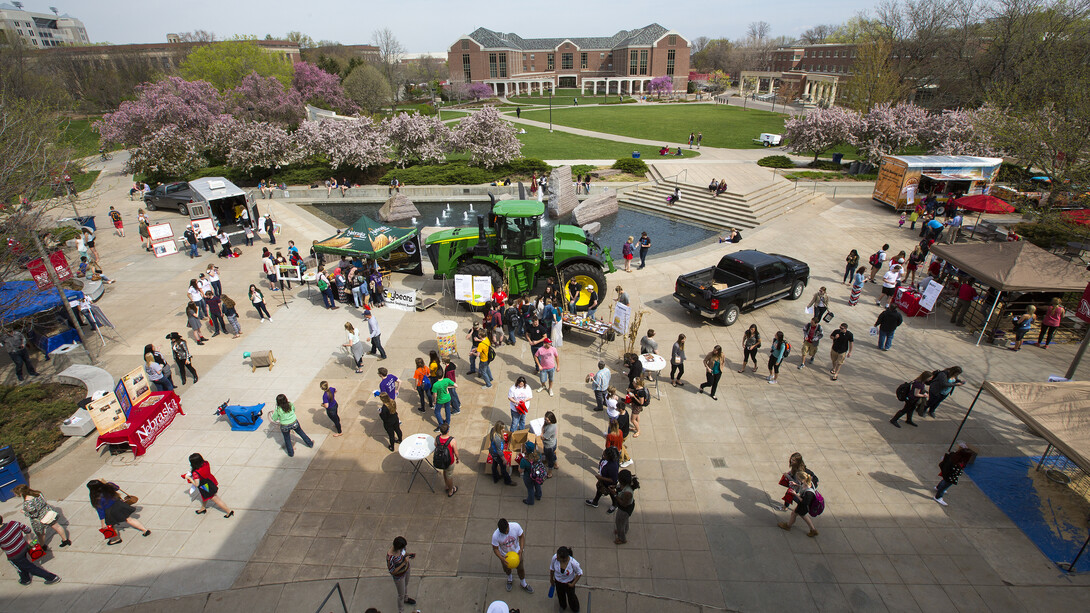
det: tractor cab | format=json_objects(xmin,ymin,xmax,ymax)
[{"xmin": 490, "ymin": 200, "xmax": 544, "ymax": 259}]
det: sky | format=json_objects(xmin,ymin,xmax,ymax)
[{"xmin": 46, "ymin": 0, "xmax": 877, "ymax": 52}]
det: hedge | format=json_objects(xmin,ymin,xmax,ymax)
[
  {"xmin": 807, "ymin": 160, "xmax": 845, "ymax": 171},
  {"xmin": 380, "ymin": 158, "xmax": 552, "ymax": 185},
  {"xmin": 757, "ymin": 155, "xmax": 795, "ymax": 168},
  {"xmin": 611, "ymin": 157, "xmax": 648, "ymax": 176}
]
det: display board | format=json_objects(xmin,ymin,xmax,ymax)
[
  {"xmin": 147, "ymin": 222, "xmax": 173, "ymax": 242},
  {"xmin": 152, "ymin": 240, "xmax": 178, "ymax": 257},
  {"xmin": 613, "ymin": 302, "xmax": 631, "ymax": 334},
  {"xmin": 453, "ymin": 274, "xmax": 492, "ymax": 306},
  {"xmin": 120, "ymin": 366, "xmax": 152, "ymax": 407},
  {"xmin": 919, "ymin": 281, "xmax": 944, "ymax": 311},
  {"xmin": 277, "ymin": 264, "xmax": 301, "ymax": 282},
  {"xmin": 87, "ymin": 392, "xmax": 126, "ymax": 435}
]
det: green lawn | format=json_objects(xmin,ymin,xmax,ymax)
[
  {"xmin": 58, "ymin": 116, "xmax": 116, "ymax": 159},
  {"xmin": 0, "ymin": 383, "xmax": 85, "ymax": 467},
  {"xmin": 508, "ymin": 89, "xmax": 634, "ymax": 106},
  {"xmin": 519, "ymin": 104, "xmax": 788, "ymax": 149},
  {"xmin": 513, "ymin": 124, "xmax": 697, "ymax": 160}
]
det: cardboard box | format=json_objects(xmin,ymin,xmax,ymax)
[{"xmin": 477, "ymin": 429, "xmax": 540, "ymax": 473}]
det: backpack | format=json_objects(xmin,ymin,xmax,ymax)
[
  {"xmin": 530, "ymin": 459, "xmax": 547, "ymax": 484},
  {"xmin": 486, "ymin": 345, "xmax": 496, "ymax": 362},
  {"xmin": 869, "ymin": 251, "xmax": 881, "ymax": 267},
  {"xmin": 808, "ymin": 490, "xmax": 825, "ymax": 517},
  {"xmin": 895, "ymin": 381, "xmax": 912, "ymax": 402},
  {"xmin": 433, "ymin": 437, "xmax": 452, "ymax": 469},
  {"xmin": 781, "ymin": 341, "xmax": 791, "ymax": 359},
  {"xmin": 317, "ymin": 276, "xmax": 329, "ymax": 291}
]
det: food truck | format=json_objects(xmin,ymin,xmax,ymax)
[
  {"xmin": 872, "ymin": 155, "xmax": 1003, "ymax": 211},
  {"xmin": 186, "ymin": 177, "xmax": 252, "ymax": 230}
]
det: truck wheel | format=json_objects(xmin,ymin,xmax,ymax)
[
  {"xmin": 559, "ymin": 262, "xmax": 607, "ymax": 310},
  {"xmin": 788, "ymin": 280, "xmax": 805, "ymax": 300},
  {"xmin": 720, "ymin": 304, "xmax": 741, "ymax": 326},
  {"xmin": 455, "ymin": 260, "xmax": 503, "ymax": 310},
  {"xmin": 144, "ymin": 200, "xmax": 157, "ymax": 211},
  {"xmin": 178, "ymin": 203, "xmax": 189, "ymax": 216}
]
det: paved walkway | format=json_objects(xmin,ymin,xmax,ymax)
[{"xmin": 2, "ymin": 152, "xmax": 1089, "ymax": 613}]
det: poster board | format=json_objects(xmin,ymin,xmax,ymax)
[
  {"xmin": 613, "ymin": 302, "xmax": 631, "ymax": 334},
  {"xmin": 120, "ymin": 366, "xmax": 152, "ymax": 407},
  {"xmin": 471, "ymin": 276, "xmax": 492, "ymax": 306},
  {"xmin": 277, "ymin": 264, "xmax": 301, "ymax": 282},
  {"xmin": 147, "ymin": 222, "xmax": 174, "ymax": 242},
  {"xmin": 114, "ymin": 379, "xmax": 132, "ymax": 418},
  {"xmin": 192, "ymin": 218, "xmax": 217, "ymax": 237},
  {"xmin": 87, "ymin": 392, "xmax": 127, "ymax": 435},
  {"xmin": 454, "ymin": 274, "xmax": 473, "ymax": 301},
  {"xmin": 919, "ymin": 281, "xmax": 944, "ymax": 311},
  {"xmin": 152, "ymin": 240, "xmax": 178, "ymax": 257}
]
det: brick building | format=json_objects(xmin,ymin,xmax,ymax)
[
  {"xmin": 741, "ymin": 43, "xmax": 858, "ymax": 106},
  {"xmin": 448, "ymin": 23, "xmax": 689, "ymax": 96}
]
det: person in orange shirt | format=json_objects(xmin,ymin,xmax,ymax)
[{"xmin": 413, "ymin": 357, "xmax": 433, "ymax": 412}]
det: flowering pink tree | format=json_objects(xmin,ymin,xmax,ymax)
[
  {"xmin": 453, "ymin": 106, "xmax": 522, "ymax": 168},
  {"xmin": 125, "ymin": 124, "xmax": 209, "ymax": 176},
  {"xmin": 922, "ymin": 109, "xmax": 996, "ymax": 156},
  {"xmin": 231, "ymin": 72, "xmax": 305, "ymax": 127},
  {"xmin": 853, "ymin": 102, "xmax": 931, "ymax": 163},
  {"xmin": 96, "ymin": 77, "xmax": 225, "ymax": 145},
  {"xmin": 784, "ymin": 106, "xmax": 862, "ymax": 161},
  {"xmin": 292, "ymin": 62, "xmax": 358, "ymax": 114},
  {"xmin": 467, "ymin": 82, "xmax": 494, "ymax": 101},
  {"xmin": 647, "ymin": 76, "xmax": 673, "ymax": 98},
  {"xmin": 382, "ymin": 112, "xmax": 453, "ymax": 167},
  {"xmin": 295, "ymin": 117, "xmax": 388, "ymax": 169},
  {"xmin": 208, "ymin": 117, "xmax": 299, "ymax": 172}
]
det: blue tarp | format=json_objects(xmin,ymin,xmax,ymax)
[{"xmin": 0, "ymin": 280, "xmax": 84, "ymax": 325}]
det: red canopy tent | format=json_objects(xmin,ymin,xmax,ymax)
[
  {"xmin": 952, "ymin": 194, "xmax": 1016, "ymax": 239},
  {"xmin": 1061, "ymin": 209, "xmax": 1090, "ymax": 226}
]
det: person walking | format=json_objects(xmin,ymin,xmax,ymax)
[
  {"xmin": 434, "ymin": 424, "xmax": 460, "ymax": 497},
  {"xmin": 738, "ymin": 325, "xmax": 761, "ymax": 373},
  {"xmin": 319, "ymin": 381, "xmax": 342, "ymax": 437},
  {"xmin": 1037, "ymin": 298, "xmax": 1066, "ymax": 349},
  {"xmin": 797, "ymin": 317, "xmax": 823, "ymax": 370},
  {"xmin": 488, "ymin": 421, "xmax": 517, "ymax": 487},
  {"xmin": 934, "ymin": 443, "xmax": 976, "ymax": 506},
  {"xmin": 777, "ymin": 471, "xmax": 819, "ymax": 537},
  {"xmin": 848, "ymin": 266, "xmax": 866, "ymax": 306},
  {"xmin": 925, "ymin": 366, "xmax": 965, "ymax": 417},
  {"xmin": 264, "ymin": 215, "xmax": 276, "ymax": 244},
  {"xmin": 519, "ymin": 441, "xmax": 544, "ymax": 505},
  {"xmin": 541, "ymin": 411, "xmax": 558, "ymax": 478},
  {"xmin": 767, "ymin": 332, "xmax": 787, "ymax": 384},
  {"xmin": 248, "ymin": 285, "xmax": 273, "ymax": 322},
  {"xmin": 621, "ymin": 237, "xmax": 634, "ymax": 272},
  {"xmin": 637, "ymin": 232, "xmax": 651, "ymax": 269},
  {"xmin": 843, "ymin": 250, "xmax": 860, "ymax": 284},
  {"xmin": 807, "ymin": 287, "xmax": 829, "ymax": 322},
  {"xmin": 205, "ymin": 291, "xmax": 226, "ymax": 337},
  {"xmin": 534, "ymin": 339, "xmax": 560, "ymax": 396},
  {"xmin": 431, "ymin": 373, "xmax": 456, "ymax": 431},
  {"xmin": 699, "ymin": 345, "xmax": 726, "ymax": 399},
  {"xmin": 591, "ymin": 360, "xmax": 611, "ymax": 412},
  {"xmin": 11, "ymin": 485, "xmax": 69, "ymax": 550},
  {"xmin": 874, "ymin": 304, "xmax": 904, "ymax": 351},
  {"xmin": 828, "ymin": 323, "xmax": 853, "ymax": 381},
  {"xmin": 413, "ymin": 357, "xmax": 433, "ymax": 412},
  {"xmin": 167, "ymin": 332, "xmax": 198, "ymax": 385},
  {"xmin": 877, "ymin": 263, "xmax": 903, "ymax": 308},
  {"xmin": 1011, "ymin": 305, "xmax": 1036, "ymax": 351},
  {"xmin": 377, "ymin": 392, "xmax": 404, "ymax": 450},
  {"xmin": 478, "ymin": 332, "xmax": 496, "ymax": 388},
  {"xmin": 628, "ymin": 377, "xmax": 649, "ymax": 437},
  {"xmin": 613, "ymin": 469, "xmax": 639, "ymax": 544},
  {"xmin": 669, "ymin": 334, "xmax": 686, "ymax": 386},
  {"xmin": 344, "ymin": 322, "xmax": 366, "ymax": 373},
  {"xmin": 549, "ymin": 546, "xmax": 584, "ymax": 612},
  {"xmin": 87, "ymin": 480, "xmax": 149, "ymax": 545},
  {"xmin": 492, "ymin": 518, "xmax": 533, "ymax": 593},
  {"xmin": 585, "ymin": 447, "xmax": 621, "ymax": 512},
  {"xmin": 138, "ymin": 209, "xmax": 151, "ymax": 251},
  {"xmin": 185, "ymin": 302, "xmax": 208, "ymax": 345},
  {"xmin": 868, "ymin": 244, "xmax": 889, "ymax": 282},
  {"xmin": 696, "ymin": 132, "xmax": 703, "ymax": 148},
  {"xmin": 508, "ymin": 376, "xmax": 533, "ymax": 432},
  {"xmin": 270, "ymin": 394, "xmax": 314, "ymax": 457},
  {"xmin": 0, "ymin": 328, "xmax": 38, "ymax": 382},
  {"xmin": 221, "ymin": 295, "xmax": 242, "ymax": 338},
  {"xmin": 186, "ymin": 453, "xmax": 234, "ymax": 517},
  {"xmin": 890, "ymin": 371, "xmax": 933, "ymax": 428},
  {"xmin": 386, "ymin": 536, "xmax": 418, "ymax": 612},
  {"xmin": 108, "ymin": 206, "xmax": 125, "ymax": 237},
  {"xmin": 442, "ymin": 356, "xmax": 462, "ymax": 415},
  {"xmin": 0, "ymin": 515, "xmax": 60, "ymax": 585},
  {"xmin": 467, "ymin": 322, "xmax": 486, "ymax": 375}
]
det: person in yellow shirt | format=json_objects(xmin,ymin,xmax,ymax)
[{"xmin": 478, "ymin": 335, "xmax": 495, "ymax": 388}]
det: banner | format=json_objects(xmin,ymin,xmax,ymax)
[
  {"xmin": 385, "ymin": 287, "xmax": 417, "ymax": 311},
  {"xmin": 26, "ymin": 251, "xmax": 72, "ymax": 290},
  {"xmin": 1078, "ymin": 282, "xmax": 1090, "ymax": 323},
  {"xmin": 613, "ymin": 302, "xmax": 631, "ymax": 334},
  {"xmin": 48, "ymin": 251, "xmax": 72, "ymax": 282},
  {"xmin": 87, "ymin": 392, "xmax": 127, "ymax": 435}
]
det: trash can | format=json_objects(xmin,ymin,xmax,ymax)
[
  {"xmin": 832, "ymin": 153, "xmax": 844, "ymax": 165},
  {"xmin": 0, "ymin": 446, "xmax": 28, "ymax": 502},
  {"xmin": 848, "ymin": 161, "xmax": 861, "ymax": 175},
  {"xmin": 631, "ymin": 151, "xmax": 641, "ymax": 159},
  {"xmin": 432, "ymin": 320, "xmax": 459, "ymax": 359}
]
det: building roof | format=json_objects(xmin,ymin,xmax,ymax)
[{"xmin": 464, "ymin": 24, "xmax": 675, "ymax": 51}]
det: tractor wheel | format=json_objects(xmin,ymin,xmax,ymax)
[
  {"xmin": 455, "ymin": 260, "xmax": 503, "ymax": 310},
  {"xmin": 559, "ymin": 262, "xmax": 608, "ymax": 311}
]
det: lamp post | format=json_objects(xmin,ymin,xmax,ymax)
[{"xmin": 548, "ymin": 84, "xmax": 553, "ymax": 132}]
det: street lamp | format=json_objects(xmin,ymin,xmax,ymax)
[{"xmin": 548, "ymin": 84, "xmax": 553, "ymax": 132}]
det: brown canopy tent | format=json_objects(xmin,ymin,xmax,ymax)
[
  {"xmin": 948, "ymin": 380, "xmax": 1090, "ymax": 571},
  {"xmin": 929, "ymin": 241, "xmax": 1090, "ymax": 345}
]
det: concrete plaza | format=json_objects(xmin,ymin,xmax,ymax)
[{"xmin": 1, "ymin": 150, "xmax": 1088, "ymax": 613}]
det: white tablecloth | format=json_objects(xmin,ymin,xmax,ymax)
[{"xmin": 399, "ymin": 433, "xmax": 435, "ymax": 461}]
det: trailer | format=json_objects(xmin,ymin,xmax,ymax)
[
  {"xmin": 186, "ymin": 177, "xmax": 252, "ymax": 229},
  {"xmin": 872, "ymin": 155, "xmax": 1003, "ymax": 211}
]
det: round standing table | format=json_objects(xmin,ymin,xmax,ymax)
[
  {"xmin": 301, "ymin": 270, "xmax": 318, "ymax": 299},
  {"xmin": 399, "ymin": 433, "xmax": 437, "ymax": 493},
  {"xmin": 638, "ymin": 354, "xmax": 668, "ymax": 399}
]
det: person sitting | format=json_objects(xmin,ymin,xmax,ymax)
[
  {"xmin": 78, "ymin": 257, "xmax": 115, "ymax": 283},
  {"xmin": 716, "ymin": 180, "xmax": 728, "ymax": 196},
  {"xmin": 129, "ymin": 182, "xmax": 143, "ymax": 200},
  {"xmin": 708, "ymin": 179, "xmax": 719, "ymax": 191},
  {"xmin": 675, "ymin": 147, "xmax": 683, "ymax": 156},
  {"xmin": 658, "ymin": 146, "xmax": 670, "ymax": 156},
  {"xmin": 666, "ymin": 187, "xmax": 681, "ymax": 205}
]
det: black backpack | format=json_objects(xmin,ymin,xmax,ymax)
[
  {"xmin": 433, "ymin": 437, "xmax": 452, "ymax": 469},
  {"xmin": 895, "ymin": 381, "xmax": 911, "ymax": 402}
]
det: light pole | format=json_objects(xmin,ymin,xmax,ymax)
[{"xmin": 548, "ymin": 84, "xmax": 553, "ymax": 132}]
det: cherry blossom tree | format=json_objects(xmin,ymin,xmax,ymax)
[
  {"xmin": 292, "ymin": 62, "xmax": 358, "ymax": 114},
  {"xmin": 467, "ymin": 82, "xmax": 494, "ymax": 101},
  {"xmin": 922, "ymin": 109, "xmax": 997, "ymax": 157},
  {"xmin": 208, "ymin": 117, "xmax": 299, "ymax": 172},
  {"xmin": 125, "ymin": 124, "xmax": 208, "ymax": 177},
  {"xmin": 453, "ymin": 106, "xmax": 522, "ymax": 169},
  {"xmin": 784, "ymin": 106, "xmax": 862, "ymax": 161},
  {"xmin": 382, "ymin": 112, "xmax": 453, "ymax": 167},
  {"xmin": 295, "ymin": 117, "xmax": 388, "ymax": 169},
  {"xmin": 230, "ymin": 72, "xmax": 304, "ymax": 127},
  {"xmin": 647, "ymin": 75, "xmax": 674, "ymax": 98},
  {"xmin": 852, "ymin": 102, "xmax": 931, "ymax": 164},
  {"xmin": 443, "ymin": 82, "xmax": 470, "ymax": 102},
  {"xmin": 95, "ymin": 77, "xmax": 225, "ymax": 145}
]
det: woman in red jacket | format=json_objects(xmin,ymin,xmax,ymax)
[{"xmin": 186, "ymin": 454, "xmax": 234, "ymax": 518}]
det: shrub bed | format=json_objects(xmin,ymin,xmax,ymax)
[
  {"xmin": 380, "ymin": 158, "xmax": 552, "ymax": 185},
  {"xmin": 757, "ymin": 155, "xmax": 795, "ymax": 168},
  {"xmin": 611, "ymin": 157, "xmax": 649, "ymax": 177},
  {"xmin": 808, "ymin": 160, "xmax": 845, "ymax": 171}
]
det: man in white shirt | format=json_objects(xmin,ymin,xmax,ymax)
[
  {"xmin": 878, "ymin": 263, "xmax": 903, "ymax": 308},
  {"xmin": 365, "ymin": 311, "xmax": 386, "ymax": 359},
  {"xmin": 591, "ymin": 361, "xmax": 610, "ymax": 412},
  {"xmin": 491, "ymin": 518, "xmax": 533, "ymax": 593}
]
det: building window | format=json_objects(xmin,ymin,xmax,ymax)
[
  {"xmin": 489, "ymin": 53, "xmax": 497, "ymax": 78},
  {"xmin": 562, "ymin": 52, "xmax": 573, "ymax": 70},
  {"xmin": 547, "ymin": 53, "xmax": 554, "ymax": 70},
  {"xmin": 498, "ymin": 52, "xmax": 507, "ymax": 78},
  {"xmin": 639, "ymin": 50, "xmax": 648, "ymax": 75},
  {"xmin": 668, "ymin": 34, "xmax": 677, "ymax": 45},
  {"xmin": 462, "ymin": 53, "xmax": 471, "ymax": 80},
  {"xmin": 531, "ymin": 54, "xmax": 535, "ymax": 59},
  {"xmin": 600, "ymin": 52, "xmax": 605, "ymax": 58},
  {"xmin": 666, "ymin": 50, "xmax": 675, "ymax": 75},
  {"xmin": 581, "ymin": 52, "xmax": 587, "ymax": 69},
  {"xmin": 629, "ymin": 50, "xmax": 638, "ymax": 75}
]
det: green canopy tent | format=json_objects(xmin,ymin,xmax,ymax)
[{"xmin": 312, "ymin": 214, "xmax": 423, "ymax": 275}]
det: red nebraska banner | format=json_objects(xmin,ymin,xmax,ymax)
[
  {"xmin": 26, "ymin": 251, "xmax": 73, "ymax": 290},
  {"xmin": 49, "ymin": 251, "xmax": 72, "ymax": 282},
  {"xmin": 1077, "ymin": 283, "xmax": 1090, "ymax": 323}
]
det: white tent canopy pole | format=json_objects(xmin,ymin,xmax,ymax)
[{"xmin": 976, "ymin": 290, "xmax": 1003, "ymax": 346}]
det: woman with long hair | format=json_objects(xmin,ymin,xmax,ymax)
[
  {"xmin": 87, "ymin": 480, "xmax": 149, "ymax": 545},
  {"xmin": 413, "ymin": 357, "xmax": 433, "ymax": 412},
  {"xmin": 890, "ymin": 371, "xmax": 933, "ymax": 428},
  {"xmin": 777, "ymin": 471, "xmax": 820, "ymax": 537},
  {"xmin": 12, "ymin": 484, "xmax": 70, "ymax": 549},
  {"xmin": 848, "ymin": 265, "xmax": 866, "ymax": 306},
  {"xmin": 613, "ymin": 470, "xmax": 640, "ymax": 544},
  {"xmin": 669, "ymin": 334, "xmax": 686, "ymax": 387},
  {"xmin": 144, "ymin": 352, "xmax": 173, "ymax": 392},
  {"xmin": 167, "ymin": 332, "xmax": 198, "ymax": 385},
  {"xmin": 1038, "ymin": 297, "xmax": 1066, "ymax": 349},
  {"xmin": 622, "ymin": 236, "xmax": 634, "ymax": 272},
  {"xmin": 248, "ymin": 284, "xmax": 272, "ymax": 322},
  {"xmin": 542, "ymin": 411, "xmax": 558, "ymax": 478},
  {"xmin": 187, "ymin": 279, "xmax": 207, "ymax": 319},
  {"xmin": 270, "ymin": 393, "xmax": 314, "ymax": 457},
  {"xmin": 344, "ymin": 322, "xmax": 365, "ymax": 373},
  {"xmin": 488, "ymin": 421, "xmax": 516, "ymax": 486},
  {"xmin": 628, "ymin": 377, "xmax": 649, "ymax": 437},
  {"xmin": 508, "ymin": 376, "xmax": 533, "ymax": 432},
  {"xmin": 843, "ymin": 249, "xmax": 860, "ymax": 284},
  {"xmin": 738, "ymin": 325, "xmax": 761, "ymax": 373},
  {"xmin": 186, "ymin": 301, "xmax": 208, "ymax": 345},
  {"xmin": 699, "ymin": 345, "xmax": 726, "ymax": 399},
  {"xmin": 185, "ymin": 453, "xmax": 234, "ymax": 517},
  {"xmin": 767, "ymin": 331, "xmax": 787, "ymax": 384},
  {"xmin": 378, "ymin": 392, "xmax": 403, "ymax": 450},
  {"xmin": 1011, "ymin": 305, "xmax": 1036, "ymax": 351},
  {"xmin": 221, "ymin": 295, "xmax": 242, "ymax": 338},
  {"xmin": 205, "ymin": 263, "xmax": 222, "ymax": 296},
  {"xmin": 549, "ymin": 546, "xmax": 584, "ymax": 611}
]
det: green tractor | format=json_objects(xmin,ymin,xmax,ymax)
[{"xmin": 424, "ymin": 196, "xmax": 615, "ymax": 308}]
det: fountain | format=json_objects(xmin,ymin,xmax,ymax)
[
  {"xmin": 436, "ymin": 217, "xmax": 442, "ymax": 225},
  {"xmin": 463, "ymin": 211, "xmax": 469, "ymax": 221},
  {"xmin": 446, "ymin": 203, "xmax": 452, "ymax": 211},
  {"xmin": 411, "ymin": 217, "xmax": 417, "ymax": 225},
  {"xmin": 442, "ymin": 208, "xmax": 450, "ymax": 217},
  {"xmin": 468, "ymin": 203, "xmax": 475, "ymax": 212}
]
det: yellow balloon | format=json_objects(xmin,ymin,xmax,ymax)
[{"xmin": 505, "ymin": 551, "xmax": 520, "ymax": 568}]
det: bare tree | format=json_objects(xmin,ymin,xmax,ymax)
[
  {"xmin": 690, "ymin": 36, "xmax": 710, "ymax": 54},
  {"xmin": 799, "ymin": 24, "xmax": 838, "ymax": 44},
  {"xmin": 371, "ymin": 28, "xmax": 406, "ymax": 101},
  {"xmin": 746, "ymin": 21, "xmax": 771, "ymax": 44},
  {"xmin": 176, "ymin": 30, "xmax": 217, "ymax": 43}
]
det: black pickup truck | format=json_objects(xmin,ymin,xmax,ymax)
[{"xmin": 674, "ymin": 250, "xmax": 810, "ymax": 325}]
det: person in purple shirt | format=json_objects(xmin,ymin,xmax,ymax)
[{"xmin": 378, "ymin": 367, "xmax": 400, "ymax": 400}]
